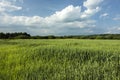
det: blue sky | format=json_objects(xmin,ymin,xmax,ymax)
[{"xmin": 0, "ymin": 0, "xmax": 120, "ymax": 35}]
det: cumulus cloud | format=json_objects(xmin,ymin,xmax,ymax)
[
  {"xmin": 0, "ymin": 0, "xmax": 103, "ymax": 35},
  {"xmin": 0, "ymin": 5, "xmax": 96, "ymax": 28},
  {"xmin": 0, "ymin": 15, "xmax": 44, "ymax": 26},
  {"xmin": 81, "ymin": 0, "xmax": 103, "ymax": 18},
  {"xmin": 83, "ymin": 0, "xmax": 103, "ymax": 9},
  {"xmin": 45, "ymin": 5, "xmax": 81, "ymax": 22}
]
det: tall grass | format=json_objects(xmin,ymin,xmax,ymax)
[{"xmin": 0, "ymin": 39, "xmax": 120, "ymax": 80}]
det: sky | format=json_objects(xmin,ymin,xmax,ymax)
[{"xmin": 0, "ymin": 0, "xmax": 120, "ymax": 35}]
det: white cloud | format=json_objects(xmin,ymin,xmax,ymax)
[
  {"xmin": 106, "ymin": 26, "xmax": 120, "ymax": 34},
  {"xmin": 0, "ymin": 0, "xmax": 22, "ymax": 13},
  {"xmin": 83, "ymin": 0, "xmax": 103, "ymax": 9},
  {"xmin": 100, "ymin": 13, "xmax": 109, "ymax": 18},
  {"xmin": 113, "ymin": 18, "xmax": 120, "ymax": 21},
  {"xmin": 113, "ymin": 15, "xmax": 120, "ymax": 21},
  {"xmin": 0, "ymin": 5, "xmax": 96, "ymax": 28},
  {"xmin": 81, "ymin": 0, "xmax": 103, "ymax": 18},
  {"xmin": 45, "ymin": 5, "xmax": 81, "ymax": 23},
  {"xmin": 0, "ymin": 0, "xmax": 103, "ymax": 35},
  {"xmin": 0, "ymin": 15, "xmax": 44, "ymax": 26}
]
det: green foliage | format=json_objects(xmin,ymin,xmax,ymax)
[
  {"xmin": 0, "ymin": 32, "xmax": 120, "ymax": 39},
  {"xmin": 0, "ymin": 39, "xmax": 120, "ymax": 80},
  {"xmin": 14, "ymin": 35, "xmax": 30, "ymax": 39},
  {"xmin": 0, "ymin": 32, "xmax": 30, "ymax": 39}
]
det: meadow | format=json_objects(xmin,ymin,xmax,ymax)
[{"xmin": 0, "ymin": 39, "xmax": 120, "ymax": 80}]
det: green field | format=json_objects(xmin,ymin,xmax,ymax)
[{"xmin": 0, "ymin": 39, "xmax": 120, "ymax": 80}]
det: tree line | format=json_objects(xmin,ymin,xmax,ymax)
[
  {"xmin": 0, "ymin": 32, "xmax": 120, "ymax": 39},
  {"xmin": 0, "ymin": 32, "xmax": 30, "ymax": 39}
]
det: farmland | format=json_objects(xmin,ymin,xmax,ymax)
[{"xmin": 0, "ymin": 39, "xmax": 120, "ymax": 80}]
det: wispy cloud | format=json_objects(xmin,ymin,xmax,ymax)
[
  {"xmin": 113, "ymin": 18, "xmax": 120, "ymax": 21},
  {"xmin": 113, "ymin": 15, "xmax": 120, "ymax": 21},
  {"xmin": 106, "ymin": 26, "xmax": 120, "ymax": 34},
  {"xmin": 0, "ymin": 0, "xmax": 22, "ymax": 13},
  {"xmin": 100, "ymin": 13, "xmax": 109, "ymax": 18}
]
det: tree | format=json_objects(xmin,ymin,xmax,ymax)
[{"xmin": 0, "ymin": 33, "xmax": 5, "ymax": 39}]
